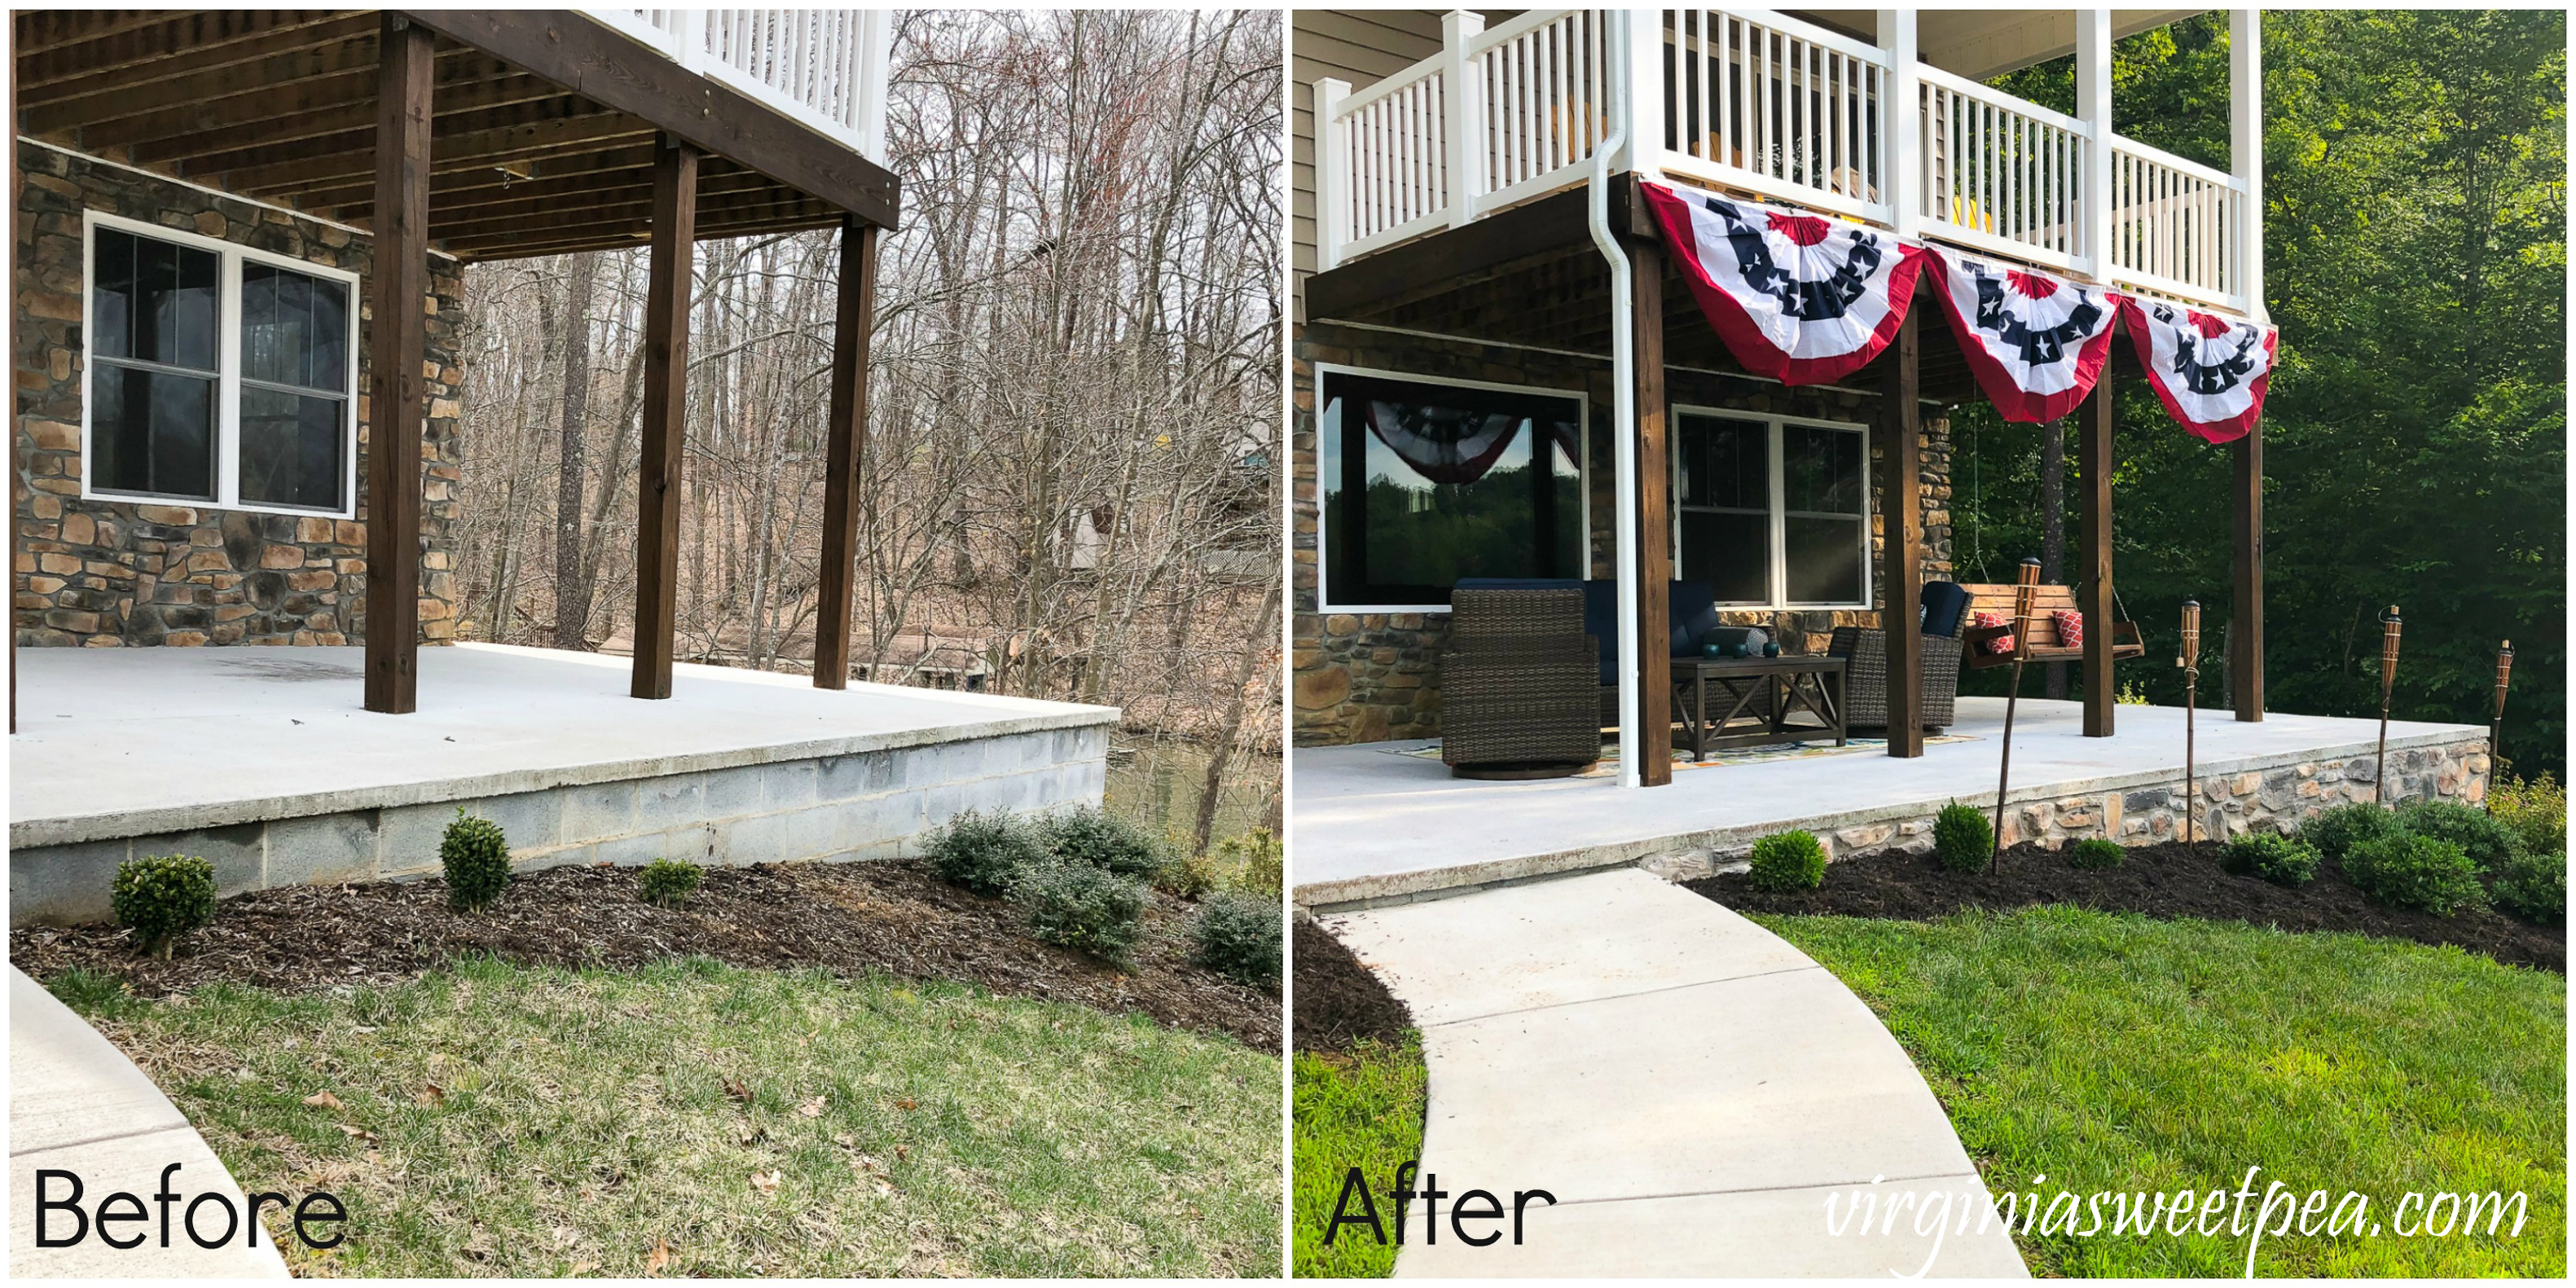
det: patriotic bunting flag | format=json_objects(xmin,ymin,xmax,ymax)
[
  {"xmin": 1923, "ymin": 245, "xmax": 2120, "ymax": 424},
  {"xmin": 1641, "ymin": 181, "xmax": 1926, "ymax": 386},
  {"xmin": 1642, "ymin": 178, "xmax": 2280, "ymax": 442},
  {"xmin": 2117, "ymin": 298, "xmax": 2278, "ymax": 443},
  {"xmin": 1358, "ymin": 402, "xmax": 1523, "ymax": 486}
]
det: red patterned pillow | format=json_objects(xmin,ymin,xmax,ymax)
[
  {"xmin": 1972, "ymin": 609, "xmax": 2015, "ymax": 656},
  {"xmin": 2051, "ymin": 609, "xmax": 2085, "ymax": 648}
]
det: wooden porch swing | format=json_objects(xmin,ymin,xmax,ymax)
[{"xmin": 1958, "ymin": 582, "xmax": 2145, "ymax": 670}]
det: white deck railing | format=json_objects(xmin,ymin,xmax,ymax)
[
  {"xmin": 1317, "ymin": 7, "xmax": 2259, "ymax": 317},
  {"xmin": 1654, "ymin": 8, "xmax": 1892, "ymax": 226},
  {"xmin": 584, "ymin": 9, "xmax": 892, "ymax": 163}
]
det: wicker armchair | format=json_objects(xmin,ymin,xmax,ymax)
[
  {"xmin": 1440, "ymin": 587, "xmax": 1602, "ymax": 779},
  {"xmin": 1828, "ymin": 626, "xmax": 1963, "ymax": 732}
]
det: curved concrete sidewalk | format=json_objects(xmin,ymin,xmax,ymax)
[
  {"xmin": 1323, "ymin": 869, "xmax": 2027, "ymax": 1278},
  {"xmin": 11, "ymin": 967, "xmax": 289, "ymax": 1277}
]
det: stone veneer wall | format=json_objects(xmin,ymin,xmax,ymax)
[
  {"xmin": 1292, "ymin": 321, "xmax": 1954, "ymax": 745},
  {"xmin": 1637, "ymin": 741, "xmax": 2490, "ymax": 881},
  {"xmin": 14, "ymin": 142, "xmax": 464, "ymax": 648}
]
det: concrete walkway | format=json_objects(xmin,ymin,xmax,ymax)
[
  {"xmin": 1323, "ymin": 869, "xmax": 2027, "ymax": 1277},
  {"xmin": 11, "ymin": 968, "xmax": 289, "ymax": 1277}
]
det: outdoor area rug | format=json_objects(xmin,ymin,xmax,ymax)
[{"xmin": 1393, "ymin": 732, "xmax": 1978, "ymax": 775}]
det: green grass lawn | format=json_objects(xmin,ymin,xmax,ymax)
[
  {"xmin": 1290, "ymin": 1035, "xmax": 1425, "ymax": 1278},
  {"xmin": 1759, "ymin": 906, "xmax": 2565, "ymax": 1277},
  {"xmin": 53, "ymin": 956, "xmax": 1280, "ymax": 1277}
]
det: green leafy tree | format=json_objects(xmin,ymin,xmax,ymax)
[{"xmin": 1960, "ymin": 11, "xmax": 2565, "ymax": 777}]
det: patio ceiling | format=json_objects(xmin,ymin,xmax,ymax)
[{"xmin": 12, "ymin": 9, "xmax": 899, "ymax": 262}]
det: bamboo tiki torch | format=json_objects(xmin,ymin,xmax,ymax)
[
  {"xmin": 2178, "ymin": 599, "xmax": 2202, "ymax": 851},
  {"xmin": 2375, "ymin": 606, "xmax": 2401, "ymax": 805},
  {"xmin": 1993, "ymin": 557, "xmax": 2042, "ymax": 867},
  {"xmin": 2490, "ymin": 641, "xmax": 2514, "ymax": 797}
]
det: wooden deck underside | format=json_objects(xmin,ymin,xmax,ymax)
[{"xmin": 13, "ymin": 8, "xmax": 899, "ymax": 259}]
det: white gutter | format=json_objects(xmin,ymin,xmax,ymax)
[{"xmin": 1585, "ymin": 7, "xmax": 1640, "ymax": 789}]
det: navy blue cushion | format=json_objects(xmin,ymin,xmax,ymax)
[
  {"xmin": 1921, "ymin": 581, "xmax": 1969, "ymax": 638},
  {"xmin": 1668, "ymin": 580, "xmax": 1719, "ymax": 657}
]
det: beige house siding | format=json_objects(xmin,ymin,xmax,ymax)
[{"xmin": 1293, "ymin": 11, "xmax": 1517, "ymax": 313}]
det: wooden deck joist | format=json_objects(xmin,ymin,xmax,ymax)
[{"xmin": 13, "ymin": 7, "xmax": 902, "ymax": 260}]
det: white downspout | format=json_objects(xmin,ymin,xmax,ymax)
[{"xmin": 1585, "ymin": 8, "xmax": 1640, "ymax": 789}]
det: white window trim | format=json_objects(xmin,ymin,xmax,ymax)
[
  {"xmin": 1313, "ymin": 361, "xmax": 1591, "ymax": 615},
  {"xmin": 80, "ymin": 209, "xmax": 363, "ymax": 521},
  {"xmin": 1670, "ymin": 406, "xmax": 1874, "ymax": 613}
]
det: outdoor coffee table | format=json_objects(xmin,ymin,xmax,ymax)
[{"xmin": 1670, "ymin": 655, "xmax": 1847, "ymax": 758}]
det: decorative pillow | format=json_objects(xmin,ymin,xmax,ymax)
[
  {"xmin": 1972, "ymin": 609, "xmax": 2015, "ymax": 656},
  {"xmin": 2051, "ymin": 609, "xmax": 2085, "ymax": 648}
]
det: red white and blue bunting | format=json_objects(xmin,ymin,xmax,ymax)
[
  {"xmin": 1641, "ymin": 181, "xmax": 1926, "ymax": 386},
  {"xmin": 1923, "ymin": 245, "xmax": 2119, "ymax": 424},
  {"xmin": 2117, "ymin": 297, "xmax": 2278, "ymax": 443},
  {"xmin": 1640, "ymin": 179, "xmax": 2279, "ymax": 442}
]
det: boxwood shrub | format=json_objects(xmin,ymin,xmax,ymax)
[
  {"xmin": 2343, "ymin": 832, "xmax": 2486, "ymax": 916},
  {"xmin": 2394, "ymin": 799, "xmax": 2519, "ymax": 871},
  {"xmin": 2301, "ymin": 802, "xmax": 2402, "ymax": 858},
  {"xmin": 925, "ymin": 808, "xmax": 1045, "ymax": 896},
  {"xmin": 1932, "ymin": 802, "xmax": 1992, "ymax": 873},
  {"xmin": 1038, "ymin": 806, "xmax": 1168, "ymax": 877},
  {"xmin": 2490, "ymin": 849, "xmax": 2565, "ymax": 925},
  {"xmin": 440, "ymin": 808, "xmax": 511, "ymax": 912},
  {"xmin": 2065, "ymin": 837, "xmax": 2125, "ymax": 869},
  {"xmin": 112, "ymin": 853, "xmax": 215, "ymax": 960},
  {"xmin": 1013, "ymin": 860, "xmax": 1145, "ymax": 964},
  {"xmin": 1747, "ymin": 829, "xmax": 1827, "ymax": 891},
  {"xmin": 639, "ymin": 857, "xmax": 705, "ymax": 908},
  {"xmin": 2222, "ymin": 830, "xmax": 2322, "ymax": 887},
  {"xmin": 1190, "ymin": 892, "xmax": 1282, "ymax": 987}
]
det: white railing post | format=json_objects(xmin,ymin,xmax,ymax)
[
  {"xmin": 854, "ymin": 9, "xmax": 892, "ymax": 162},
  {"xmin": 1443, "ymin": 11, "xmax": 1485, "ymax": 227},
  {"xmin": 2076, "ymin": 7, "xmax": 2113, "ymax": 281},
  {"xmin": 1881, "ymin": 9, "xmax": 1920, "ymax": 240},
  {"xmin": 1624, "ymin": 8, "xmax": 1664, "ymax": 178},
  {"xmin": 1317, "ymin": 77, "xmax": 1351, "ymax": 270},
  {"xmin": 2231, "ymin": 9, "xmax": 2265, "ymax": 320},
  {"xmin": 672, "ymin": 8, "xmax": 707, "ymax": 76}
]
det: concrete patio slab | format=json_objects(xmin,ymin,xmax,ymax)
[
  {"xmin": 1323, "ymin": 868, "xmax": 2026, "ymax": 1277},
  {"xmin": 13, "ymin": 642, "xmax": 1114, "ymax": 847},
  {"xmin": 11, "ymin": 967, "xmax": 289, "ymax": 1277},
  {"xmin": 1296, "ymin": 697, "xmax": 2486, "ymax": 906},
  {"xmin": 11, "ymin": 644, "xmax": 1119, "ymax": 923}
]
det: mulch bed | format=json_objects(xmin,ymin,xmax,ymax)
[
  {"xmin": 1291, "ymin": 917, "xmax": 1413, "ymax": 1055},
  {"xmin": 10, "ymin": 859, "xmax": 1281, "ymax": 1054},
  {"xmin": 1690, "ymin": 840, "xmax": 2565, "ymax": 974}
]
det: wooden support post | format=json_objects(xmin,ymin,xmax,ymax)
[
  {"xmin": 1631, "ymin": 236, "xmax": 1672, "ymax": 786},
  {"xmin": 813, "ymin": 217, "xmax": 879, "ymax": 690},
  {"xmin": 1880, "ymin": 306, "xmax": 1923, "ymax": 757},
  {"xmin": 2079, "ymin": 366, "xmax": 2115, "ymax": 736},
  {"xmin": 2231, "ymin": 423, "xmax": 2265, "ymax": 720},
  {"xmin": 363, "ymin": 14, "xmax": 432, "ymax": 715},
  {"xmin": 631, "ymin": 136, "xmax": 697, "ymax": 700}
]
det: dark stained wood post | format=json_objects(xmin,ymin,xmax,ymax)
[
  {"xmin": 2231, "ymin": 423, "xmax": 2265, "ymax": 720},
  {"xmin": 631, "ymin": 135, "xmax": 697, "ymax": 700},
  {"xmin": 1879, "ymin": 305, "xmax": 1923, "ymax": 757},
  {"xmin": 813, "ymin": 216, "xmax": 880, "ymax": 690},
  {"xmin": 1631, "ymin": 236, "xmax": 1673, "ymax": 786},
  {"xmin": 2079, "ymin": 365, "xmax": 2115, "ymax": 736},
  {"xmin": 363, "ymin": 14, "xmax": 433, "ymax": 714}
]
